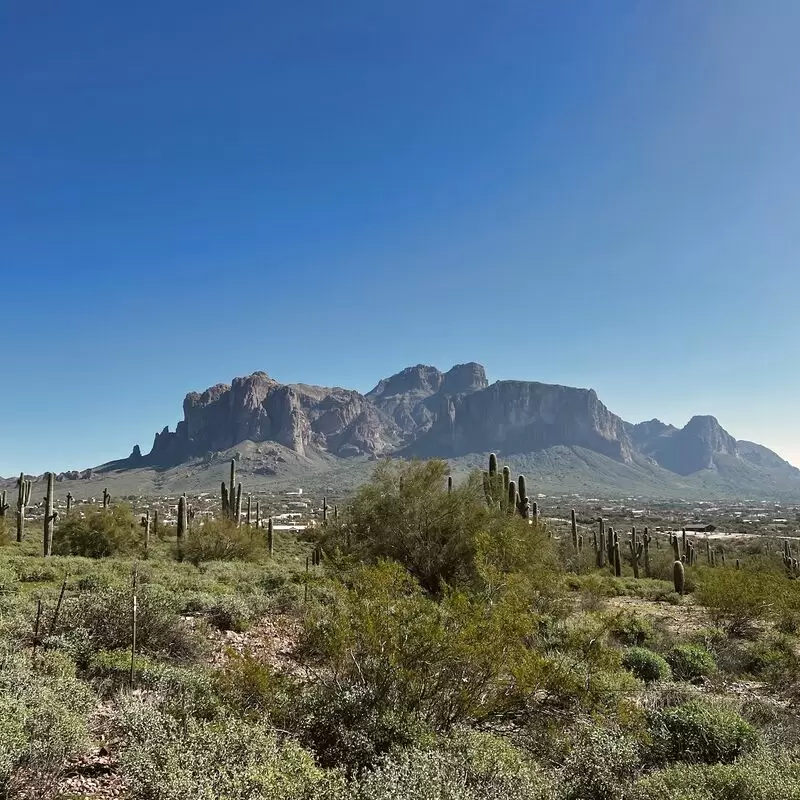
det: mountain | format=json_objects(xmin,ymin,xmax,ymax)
[{"xmin": 48, "ymin": 362, "xmax": 800, "ymax": 499}]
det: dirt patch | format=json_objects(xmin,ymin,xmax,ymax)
[{"xmin": 605, "ymin": 595, "xmax": 710, "ymax": 636}]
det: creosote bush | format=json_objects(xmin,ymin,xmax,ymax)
[
  {"xmin": 183, "ymin": 519, "xmax": 262, "ymax": 565},
  {"xmin": 60, "ymin": 584, "xmax": 204, "ymax": 663},
  {"xmin": 53, "ymin": 504, "xmax": 140, "ymax": 558}
]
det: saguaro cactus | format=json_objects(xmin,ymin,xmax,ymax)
[
  {"xmin": 671, "ymin": 533, "xmax": 680, "ymax": 562},
  {"xmin": 177, "ymin": 496, "xmax": 187, "ymax": 560},
  {"xmin": 613, "ymin": 537, "xmax": 622, "ymax": 577},
  {"xmin": 16, "ymin": 473, "xmax": 31, "ymax": 542},
  {"xmin": 596, "ymin": 519, "xmax": 606, "ymax": 567},
  {"xmin": 571, "ymin": 510, "xmax": 578, "ymax": 551},
  {"xmin": 140, "ymin": 510, "xmax": 151, "ymax": 558},
  {"xmin": 323, "ymin": 496, "xmax": 328, "ymax": 525},
  {"xmin": 43, "ymin": 472, "xmax": 57, "ymax": 557},
  {"xmin": 102, "ymin": 488, "xmax": 111, "ymax": 509},
  {"xmin": 255, "ymin": 501, "xmax": 261, "ymax": 530},
  {"xmin": 673, "ymin": 560, "xmax": 685, "ymax": 595},
  {"xmin": 267, "ymin": 517, "xmax": 274, "ymax": 558},
  {"xmin": 643, "ymin": 527, "xmax": 652, "ymax": 577},
  {"xmin": 628, "ymin": 528, "xmax": 643, "ymax": 579},
  {"xmin": 66, "ymin": 492, "xmax": 73, "ymax": 515},
  {"xmin": 246, "ymin": 495, "xmax": 252, "ymax": 526},
  {"xmin": 606, "ymin": 526, "xmax": 615, "ymax": 566},
  {"xmin": 221, "ymin": 459, "xmax": 243, "ymax": 524},
  {"xmin": 507, "ymin": 480, "xmax": 517, "ymax": 515},
  {"xmin": 0, "ymin": 490, "xmax": 8, "ymax": 518}
]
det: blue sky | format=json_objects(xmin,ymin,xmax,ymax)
[{"xmin": 2, "ymin": 0, "xmax": 800, "ymax": 474}]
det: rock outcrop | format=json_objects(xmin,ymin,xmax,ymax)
[{"xmin": 128, "ymin": 363, "xmax": 797, "ymax": 485}]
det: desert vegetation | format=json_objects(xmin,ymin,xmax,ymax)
[{"xmin": 1, "ymin": 456, "xmax": 800, "ymax": 798}]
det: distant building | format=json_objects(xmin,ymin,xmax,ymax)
[{"xmin": 683, "ymin": 523, "xmax": 716, "ymax": 533}]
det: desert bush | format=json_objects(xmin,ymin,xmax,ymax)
[
  {"xmin": 622, "ymin": 648, "xmax": 672, "ymax": 684},
  {"xmin": 60, "ymin": 583, "xmax": 204, "ymax": 663},
  {"xmin": 629, "ymin": 752, "xmax": 800, "ymax": 800},
  {"xmin": 214, "ymin": 648, "xmax": 296, "ymax": 722},
  {"xmin": 695, "ymin": 569, "xmax": 779, "ymax": 635},
  {"xmin": 0, "ymin": 565, "xmax": 18, "ymax": 594},
  {"xmin": 739, "ymin": 632, "xmax": 800, "ymax": 685},
  {"xmin": 117, "ymin": 701, "xmax": 341, "ymax": 800},
  {"xmin": 324, "ymin": 459, "xmax": 557, "ymax": 595},
  {"xmin": 300, "ymin": 561, "xmax": 549, "ymax": 769},
  {"xmin": 647, "ymin": 699, "xmax": 758, "ymax": 764},
  {"xmin": 183, "ymin": 519, "xmax": 262, "ymax": 565},
  {"xmin": 53, "ymin": 504, "xmax": 140, "ymax": 558},
  {"xmin": 666, "ymin": 644, "xmax": 716, "ymax": 682},
  {"xmin": 350, "ymin": 729, "xmax": 555, "ymax": 800},
  {"xmin": 207, "ymin": 595, "xmax": 253, "ymax": 632},
  {"xmin": 0, "ymin": 655, "xmax": 92, "ymax": 799},
  {"xmin": 605, "ymin": 609, "xmax": 655, "ymax": 646},
  {"xmin": 561, "ymin": 723, "xmax": 641, "ymax": 800}
]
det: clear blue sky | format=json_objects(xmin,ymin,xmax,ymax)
[{"xmin": 3, "ymin": 0, "xmax": 800, "ymax": 475}]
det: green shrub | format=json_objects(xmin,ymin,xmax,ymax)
[
  {"xmin": 695, "ymin": 569, "xmax": 779, "ymax": 636},
  {"xmin": 0, "ymin": 655, "xmax": 92, "ymax": 799},
  {"xmin": 605, "ymin": 610, "xmax": 655, "ymax": 646},
  {"xmin": 117, "ymin": 702, "xmax": 340, "ymax": 800},
  {"xmin": 561, "ymin": 724, "xmax": 641, "ymax": 800},
  {"xmin": 214, "ymin": 648, "xmax": 296, "ymax": 721},
  {"xmin": 622, "ymin": 648, "xmax": 671, "ymax": 684},
  {"xmin": 740, "ymin": 633, "xmax": 800, "ymax": 685},
  {"xmin": 666, "ymin": 644, "xmax": 717, "ymax": 682},
  {"xmin": 629, "ymin": 753, "xmax": 800, "ymax": 800},
  {"xmin": 53, "ymin": 505, "xmax": 140, "ymax": 558},
  {"xmin": 60, "ymin": 584, "xmax": 204, "ymax": 662},
  {"xmin": 648, "ymin": 700, "xmax": 758, "ymax": 764},
  {"xmin": 324, "ymin": 459, "xmax": 558, "ymax": 595},
  {"xmin": 351, "ymin": 730, "xmax": 555, "ymax": 800},
  {"xmin": 207, "ymin": 595, "xmax": 253, "ymax": 632},
  {"xmin": 183, "ymin": 520, "xmax": 263, "ymax": 565}
]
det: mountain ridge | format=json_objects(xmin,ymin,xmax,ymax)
[{"xmin": 8, "ymin": 363, "xmax": 797, "ymax": 499}]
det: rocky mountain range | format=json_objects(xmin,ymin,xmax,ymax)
[{"xmin": 84, "ymin": 361, "xmax": 797, "ymax": 498}]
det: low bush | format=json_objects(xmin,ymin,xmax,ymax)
[
  {"xmin": 182, "ymin": 520, "xmax": 263, "ymax": 565},
  {"xmin": 629, "ymin": 753, "xmax": 800, "ymax": 800},
  {"xmin": 740, "ymin": 632, "xmax": 800, "ymax": 686},
  {"xmin": 207, "ymin": 595, "xmax": 254, "ymax": 632},
  {"xmin": 695, "ymin": 569, "xmax": 778, "ymax": 636},
  {"xmin": 666, "ymin": 644, "xmax": 717, "ymax": 682},
  {"xmin": 351, "ymin": 730, "xmax": 555, "ymax": 800},
  {"xmin": 622, "ymin": 648, "xmax": 671, "ymax": 684},
  {"xmin": 0, "ymin": 655, "xmax": 92, "ymax": 799},
  {"xmin": 60, "ymin": 584, "xmax": 204, "ymax": 663},
  {"xmin": 117, "ymin": 702, "xmax": 340, "ymax": 800},
  {"xmin": 214, "ymin": 648, "xmax": 296, "ymax": 722},
  {"xmin": 561, "ymin": 724, "xmax": 641, "ymax": 800},
  {"xmin": 53, "ymin": 505, "xmax": 141, "ymax": 558},
  {"xmin": 647, "ymin": 700, "xmax": 758, "ymax": 764},
  {"xmin": 605, "ymin": 610, "xmax": 655, "ymax": 646}
]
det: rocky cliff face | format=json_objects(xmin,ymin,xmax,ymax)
[
  {"xmin": 131, "ymin": 364, "xmax": 796, "ymax": 481},
  {"xmin": 633, "ymin": 415, "xmax": 740, "ymax": 475}
]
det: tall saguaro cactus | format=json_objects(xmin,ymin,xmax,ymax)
[
  {"xmin": 597, "ymin": 519, "xmax": 606, "ymax": 567},
  {"xmin": 102, "ymin": 488, "xmax": 111, "ymax": 509},
  {"xmin": 16, "ymin": 473, "xmax": 31, "ymax": 542},
  {"xmin": 628, "ymin": 528, "xmax": 643, "ymax": 579},
  {"xmin": 570, "ymin": 510, "xmax": 578, "ymax": 551},
  {"xmin": 0, "ymin": 490, "xmax": 8, "ymax": 517},
  {"xmin": 43, "ymin": 472, "xmax": 57, "ymax": 557},
  {"xmin": 221, "ymin": 459, "xmax": 242, "ymax": 524},
  {"xmin": 642, "ymin": 527, "xmax": 652, "ymax": 577},
  {"xmin": 66, "ymin": 492, "xmax": 73, "ymax": 515},
  {"xmin": 177, "ymin": 496, "xmax": 187, "ymax": 561}
]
